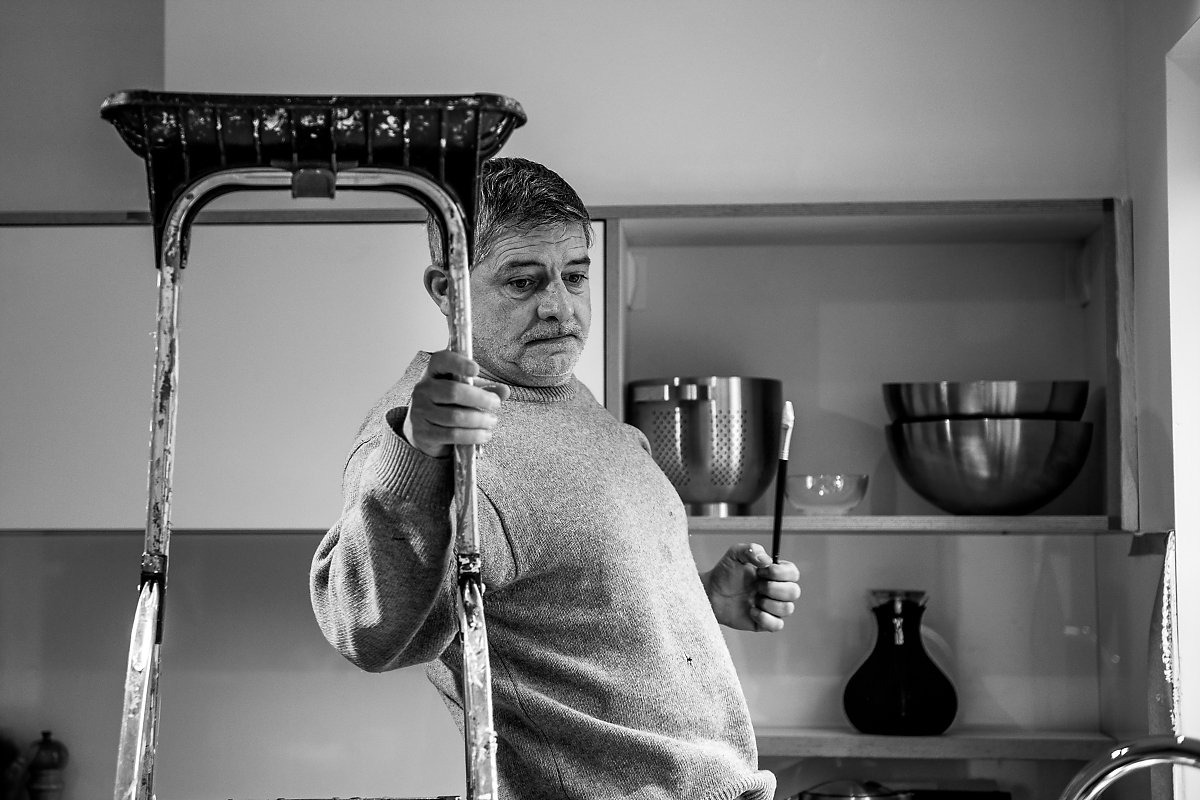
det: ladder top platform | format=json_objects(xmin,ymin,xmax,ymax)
[{"xmin": 100, "ymin": 90, "xmax": 527, "ymax": 249}]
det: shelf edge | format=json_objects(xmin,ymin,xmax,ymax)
[
  {"xmin": 689, "ymin": 515, "xmax": 1117, "ymax": 535},
  {"xmin": 755, "ymin": 727, "xmax": 1115, "ymax": 761}
]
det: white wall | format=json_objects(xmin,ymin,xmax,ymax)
[
  {"xmin": 0, "ymin": 0, "xmax": 162, "ymax": 211},
  {"xmin": 1135, "ymin": 7, "xmax": 1200, "ymax": 800},
  {"xmin": 1167, "ymin": 41, "xmax": 1200, "ymax": 798},
  {"xmin": 1124, "ymin": 0, "xmax": 1200, "ymax": 543},
  {"xmin": 1121, "ymin": 2, "xmax": 1200, "ymax": 798},
  {"xmin": 163, "ymin": 0, "xmax": 1124, "ymax": 206}
]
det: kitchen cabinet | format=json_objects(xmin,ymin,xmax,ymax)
[
  {"xmin": 3, "ymin": 199, "xmax": 1144, "ymax": 798},
  {"xmin": 0, "ymin": 207, "xmax": 606, "ymax": 530},
  {"xmin": 597, "ymin": 199, "xmax": 1134, "ymax": 532},
  {"xmin": 592, "ymin": 199, "xmax": 1143, "ymax": 793},
  {"xmin": 0, "ymin": 213, "xmax": 442, "ymax": 529}
]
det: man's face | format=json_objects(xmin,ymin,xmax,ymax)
[{"xmin": 470, "ymin": 222, "xmax": 592, "ymax": 387}]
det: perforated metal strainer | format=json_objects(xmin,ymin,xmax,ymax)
[{"xmin": 628, "ymin": 376, "xmax": 783, "ymax": 516}]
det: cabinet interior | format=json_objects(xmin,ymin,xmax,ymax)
[
  {"xmin": 595, "ymin": 200, "xmax": 1155, "ymax": 796},
  {"xmin": 600, "ymin": 200, "xmax": 1135, "ymax": 531}
]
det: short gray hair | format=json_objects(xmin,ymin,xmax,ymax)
[{"xmin": 426, "ymin": 157, "xmax": 592, "ymax": 267}]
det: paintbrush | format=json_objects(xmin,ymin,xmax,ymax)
[{"xmin": 771, "ymin": 400, "xmax": 795, "ymax": 563}]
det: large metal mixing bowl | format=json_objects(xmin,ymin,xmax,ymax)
[
  {"xmin": 883, "ymin": 380, "xmax": 1088, "ymax": 422},
  {"xmin": 886, "ymin": 418, "xmax": 1093, "ymax": 515},
  {"xmin": 628, "ymin": 376, "xmax": 783, "ymax": 516}
]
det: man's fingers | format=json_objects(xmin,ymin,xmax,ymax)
[
  {"xmin": 406, "ymin": 356, "xmax": 508, "ymax": 457},
  {"xmin": 730, "ymin": 542, "xmax": 772, "ymax": 567},
  {"xmin": 757, "ymin": 576, "xmax": 802, "ymax": 602},
  {"xmin": 427, "ymin": 349, "xmax": 480, "ymax": 380},
  {"xmin": 420, "ymin": 375, "xmax": 504, "ymax": 414},
  {"xmin": 756, "ymin": 559, "xmax": 800, "ymax": 583},
  {"xmin": 754, "ymin": 597, "xmax": 796, "ymax": 618},
  {"xmin": 412, "ymin": 388, "xmax": 500, "ymax": 437},
  {"xmin": 481, "ymin": 383, "xmax": 512, "ymax": 402},
  {"xmin": 749, "ymin": 605, "xmax": 786, "ymax": 633},
  {"xmin": 422, "ymin": 406, "xmax": 498, "ymax": 433}
]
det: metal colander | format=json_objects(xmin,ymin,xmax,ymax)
[{"xmin": 628, "ymin": 376, "xmax": 783, "ymax": 516}]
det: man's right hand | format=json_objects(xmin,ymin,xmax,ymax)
[{"xmin": 402, "ymin": 350, "xmax": 512, "ymax": 458}]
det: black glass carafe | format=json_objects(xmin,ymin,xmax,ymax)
[{"xmin": 843, "ymin": 589, "xmax": 957, "ymax": 735}]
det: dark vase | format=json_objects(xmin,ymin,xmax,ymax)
[{"xmin": 843, "ymin": 589, "xmax": 958, "ymax": 735}]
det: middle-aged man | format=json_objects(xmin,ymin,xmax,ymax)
[{"xmin": 311, "ymin": 157, "xmax": 802, "ymax": 800}]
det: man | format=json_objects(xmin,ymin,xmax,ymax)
[{"xmin": 310, "ymin": 157, "xmax": 802, "ymax": 800}]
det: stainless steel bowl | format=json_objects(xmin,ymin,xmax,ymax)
[
  {"xmin": 886, "ymin": 418, "xmax": 1093, "ymax": 515},
  {"xmin": 883, "ymin": 380, "xmax": 1088, "ymax": 422},
  {"xmin": 628, "ymin": 376, "xmax": 782, "ymax": 516}
]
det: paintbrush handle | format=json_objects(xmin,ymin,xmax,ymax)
[
  {"xmin": 771, "ymin": 458, "xmax": 788, "ymax": 563},
  {"xmin": 771, "ymin": 401, "xmax": 795, "ymax": 563}
]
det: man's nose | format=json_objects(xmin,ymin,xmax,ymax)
[{"xmin": 537, "ymin": 278, "xmax": 574, "ymax": 321}]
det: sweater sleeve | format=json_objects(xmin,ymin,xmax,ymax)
[{"xmin": 309, "ymin": 406, "xmax": 460, "ymax": 672}]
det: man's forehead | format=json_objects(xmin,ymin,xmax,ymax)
[{"xmin": 487, "ymin": 223, "xmax": 589, "ymax": 259}]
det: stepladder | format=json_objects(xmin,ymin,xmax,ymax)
[{"xmin": 101, "ymin": 90, "xmax": 526, "ymax": 800}]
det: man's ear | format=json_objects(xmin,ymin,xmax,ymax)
[{"xmin": 423, "ymin": 263, "xmax": 453, "ymax": 317}]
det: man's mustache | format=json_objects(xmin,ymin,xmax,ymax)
[{"xmin": 520, "ymin": 322, "xmax": 585, "ymax": 343}]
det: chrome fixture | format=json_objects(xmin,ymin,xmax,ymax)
[{"xmin": 1058, "ymin": 735, "xmax": 1200, "ymax": 800}]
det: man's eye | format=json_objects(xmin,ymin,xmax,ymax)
[
  {"xmin": 508, "ymin": 278, "xmax": 535, "ymax": 291},
  {"xmin": 564, "ymin": 273, "xmax": 589, "ymax": 285}
]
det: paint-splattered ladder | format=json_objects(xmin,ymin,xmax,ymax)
[{"xmin": 101, "ymin": 90, "xmax": 526, "ymax": 800}]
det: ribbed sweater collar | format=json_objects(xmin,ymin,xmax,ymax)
[
  {"xmin": 416, "ymin": 351, "xmax": 578, "ymax": 404},
  {"xmin": 494, "ymin": 378, "xmax": 578, "ymax": 404}
]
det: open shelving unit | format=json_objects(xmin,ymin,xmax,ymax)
[
  {"xmin": 597, "ymin": 197, "xmax": 1137, "ymax": 533},
  {"xmin": 597, "ymin": 198, "xmax": 1141, "ymax": 784}
]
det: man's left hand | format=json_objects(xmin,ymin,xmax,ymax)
[{"xmin": 702, "ymin": 543, "xmax": 801, "ymax": 632}]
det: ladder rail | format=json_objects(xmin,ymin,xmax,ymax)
[{"xmin": 112, "ymin": 165, "xmax": 494, "ymax": 800}]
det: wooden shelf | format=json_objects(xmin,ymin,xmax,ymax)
[
  {"xmin": 755, "ymin": 726, "xmax": 1115, "ymax": 762},
  {"xmin": 688, "ymin": 514, "xmax": 1118, "ymax": 535}
]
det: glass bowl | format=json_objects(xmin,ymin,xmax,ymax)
[{"xmin": 786, "ymin": 473, "xmax": 869, "ymax": 515}]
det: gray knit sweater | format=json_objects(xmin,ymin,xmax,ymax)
[{"xmin": 310, "ymin": 352, "xmax": 775, "ymax": 800}]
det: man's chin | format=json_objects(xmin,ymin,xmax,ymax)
[{"xmin": 519, "ymin": 349, "xmax": 580, "ymax": 386}]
